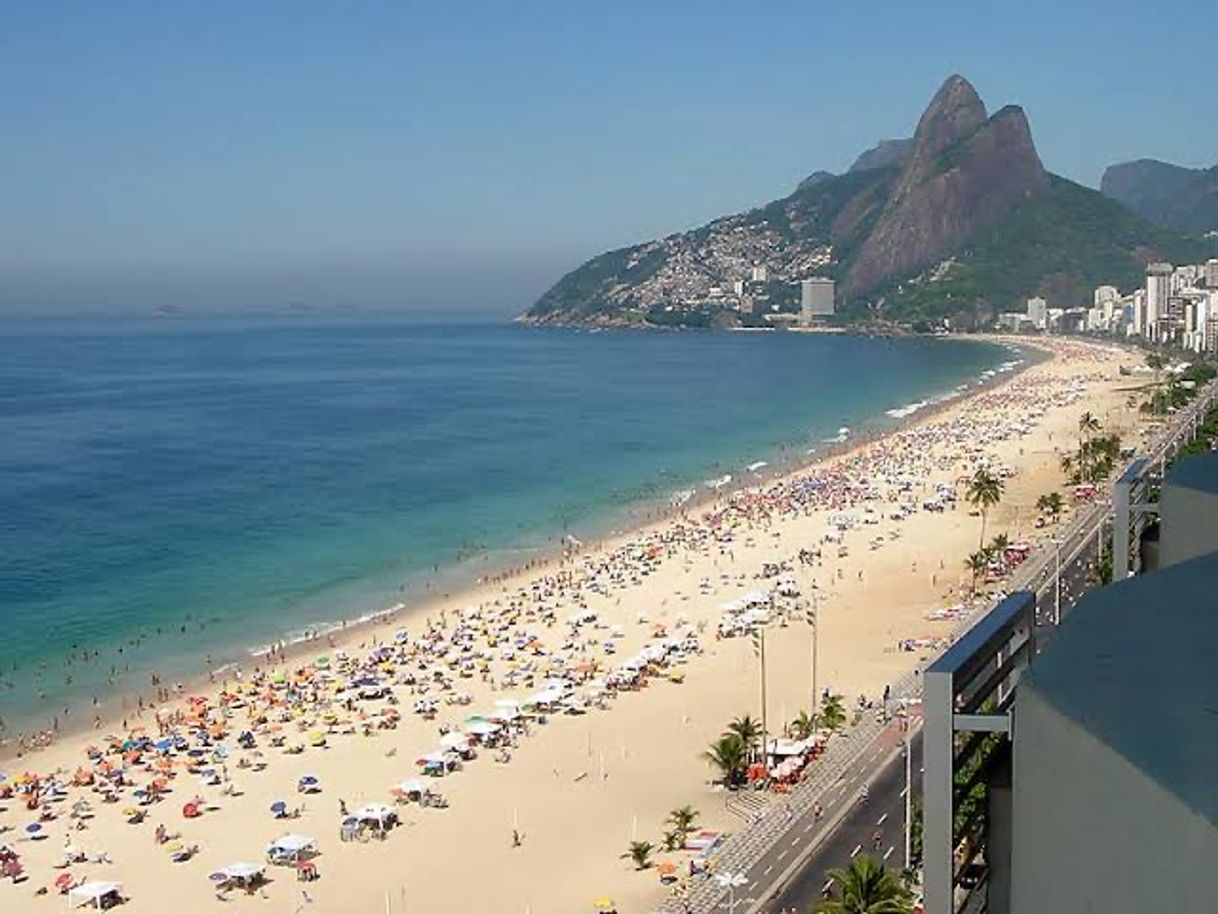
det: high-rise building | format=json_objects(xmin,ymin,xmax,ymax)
[
  {"xmin": 1026, "ymin": 296, "xmax": 1047, "ymax": 330},
  {"xmin": 1146, "ymin": 262, "xmax": 1173, "ymax": 340},
  {"xmin": 751, "ymin": 264, "xmax": 767, "ymax": 283},
  {"xmin": 1093, "ymin": 285, "xmax": 1119, "ymax": 308},
  {"xmin": 799, "ymin": 277, "xmax": 834, "ymax": 324},
  {"xmin": 1206, "ymin": 259, "xmax": 1218, "ymax": 289}
]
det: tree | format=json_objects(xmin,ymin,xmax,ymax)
[
  {"xmin": 1044, "ymin": 491, "xmax": 1064, "ymax": 522},
  {"xmin": 989, "ymin": 533, "xmax": 1010, "ymax": 568},
  {"xmin": 726, "ymin": 714, "xmax": 762, "ymax": 756},
  {"xmin": 964, "ymin": 468, "xmax": 1004, "ymax": 550},
  {"xmin": 666, "ymin": 805, "xmax": 698, "ymax": 846},
  {"xmin": 790, "ymin": 709, "xmax": 819, "ymax": 741},
  {"xmin": 1078, "ymin": 411, "xmax": 1101, "ymax": 453},
  {"xmin": 623, "ymin": 840, "xmax": 654, "ymax": 870},
  {"xmin": 819, "ymin": 694, "xmax": 846, "ymax": 732},
  {"xmin": 812, "ymin": 855, "xmax": 915, "ymax": 914},
  {"xmin": 965, "ymin": 550, "xmax": 991, "ymax": 595},
  {"xmin": 702, "ymin": 734, "xmax": 747, "ymax": 788}
]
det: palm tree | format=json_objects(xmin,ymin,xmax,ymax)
[
  {"xmin": 1078, "ymin": 410, "xmax": 1100, "ymax": 444},
  {"xmin": 965, "ymin": 550, "xmax": 990, "ymax": 595},
  {"xmin": 1035, "ymin": 493, "xmax": 1051, "ymax": 517},
  {"xmin": 726, "ymin": 714, "xmax": 762, "ymax": 756},
  {"xmin": 1045, "ymin": 491, "xmax": 1064, "ymax": 522},
  {"xmin": 702, "ymin": 734, "xmax": 747, "ymax": 788},
  {"xmin": 623, "ymin": 840, "xmax": 654, "ymax": 870},
  {"xmin": 666, "ymin": 805, "xmax": 698, "ymax": 844},
  {"xmin": 790, "ymin": 709, "xmax": 819, "ymax": 741},
  {"xmin": 813, "ymin": 854, "xmax": 914, "ymax": 914},
  {"xmin": 819, "ymin": 694, "xmax": 846, "ymax": 733},
  {"xmin": 989, "ymin": 533, "xmax": 1010, "ymax": 569},
  {"xmin": 964, "ymin": 468, "xmax": 1004, "ymax": 550}
]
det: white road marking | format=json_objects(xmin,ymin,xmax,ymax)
[
  {"xmin": 804, "ymin": 823, "xmax": 814, "ymax": 833},
  {"xmin": 777, "ymin": 849, "xmax": 788, "ymax": 861},
  {"xmin": 884, "ymin": 846, "xmax": 896, "ymax": 861},
  {"xmin": 850, "ymin": 844, "xmax": 862, "ymax": 857},
  {"xmin": 791, "ymin": 837, "xmax": 800, "ymax": 847},
  {"xmin": 763, "ymin": 865, "xmax": 774, "ymax": 876},
  {"xmin": 877, "ymin": 813, "xmax": 888, "ymax": 825},
  {"xmin": 822, "ymin": 879, "xmax": 835, "ymax": 893},
  {"xmin": 899, "ymin": 787, "xmax": 908, "ymax": 798}
]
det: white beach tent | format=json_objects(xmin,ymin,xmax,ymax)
[
  {"xmin": 69, "ymin": 881, "xmax": 123, "ymax": 909},
  {"xmin": 266, "ymin": 834, "xmax": 316, "ymax": 864},
  {"xmin": 218, "ymin": 862, "xmax": 264, "ymax": 881},
  {"xmin": 352, "ymin": 804, "xmax": 396, "ymax": 829}
]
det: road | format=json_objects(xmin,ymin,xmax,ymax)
[{"xmin": 759, "ymin": 733, "xmax": 923, "ymax": 913}]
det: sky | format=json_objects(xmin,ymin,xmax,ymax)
[{"xmin": 2, "ymin": 0, "xmax": 1215, "ymax": 315}]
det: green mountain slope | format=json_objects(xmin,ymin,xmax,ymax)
[
  {"xmin": 1101, "ymin": 159, "xmax": 1218, "ymax": 234},
  {"xmin": 524, "ymin": 76, "xmax": 1216, "ymax": 329},
  {"xmin": 870, "ymin": 175, "xmax": 1216, "ymax": 323}
]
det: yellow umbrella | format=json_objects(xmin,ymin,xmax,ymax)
[
  {"xmin": 593, "ymin": 898, "xmax": 616, "ymax": 911},
  {"xmin": 164, "ymin": 841, "xmax": 183, "ymax": 854}
]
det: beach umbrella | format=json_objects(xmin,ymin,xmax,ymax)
[
  {"xmin": 25, "ymin": 823, "xmax": 42, "ymax": 834},
  {"xmin": 164, "ymin": 841, "xmax": 184, "ymax": 854},
  {"xmin": 593, "ymin": 897, "xmax": 616, "ymax": 911},
  {"xmin": 270, "ymin": 801, "xmax": 287, "ymax": 816},
  {"xmin": 298, "ymin": 775, "xmax": 319, "ymax": 788}
]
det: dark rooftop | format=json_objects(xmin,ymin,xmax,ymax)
[{"xmin": 1022, "ymin": 549, "xmax": 1218, "ymax": 826}]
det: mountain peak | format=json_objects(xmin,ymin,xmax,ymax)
[
  {"xmin": 843, "ymin": 78, "xmax": 1046, "ymax": 297},
  {"xmin": 909, "ymin": 74, "xmax": 987, "ymax": 166}
]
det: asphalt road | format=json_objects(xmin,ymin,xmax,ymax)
[{"xmin": 759, "ymin": 733, "xmax": 923, "ymax": 913}]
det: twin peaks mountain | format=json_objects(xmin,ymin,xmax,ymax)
[{"xmin": 525, "ymin": 75, "xmax": 1212, "ymax": 328}]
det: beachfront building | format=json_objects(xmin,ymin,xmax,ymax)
[
  {"xmin": 1007, "ymin": 549, "xmax": 1218, "ymax": 914},
  {"xmin": 799, "ymin": 277, "xmax": 834, "ymax": 325},
  {"xmin": 1206, "ymin": 258, "xmax": 1218, "ymax": 289},
  {"xmin": 1024, "ymin": 297, "xmax": 1047, "ymax": 330},
  {"xmin": 924, "ymin": 405, "xmax": 1218, "ymax": 914},
  {"xmin": 1146, "ymin": 261, "xmax": 1173, "ymax": 341}
]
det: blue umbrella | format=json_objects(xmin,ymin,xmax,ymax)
[
  {"xmin": 154, "ymin": 738, "xmax": 174, "ymax": 752},
  {"xmin": 298, "ymin": 775, "xmax": 318, "ymax": 786},
  {"xmin": 270, "ymin": 801, "xmax": 287, "ymax": 815},
  {"xmin": 26, "ymin": 822, "xmax": 42, "ymax": 834}
]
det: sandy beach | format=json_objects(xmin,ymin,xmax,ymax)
[{"xmin": 0, "ymin": 336, "xmax": 1147, "ymax": 914}]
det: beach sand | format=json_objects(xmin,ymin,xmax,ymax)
[{"xmin": 0, "ymin": 336, "xmax": 1146, "ymax": 914}]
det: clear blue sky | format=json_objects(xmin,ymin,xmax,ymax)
[{"xmin": 2, "ymin": 0, "xmax": 1214, "ymax": 314}]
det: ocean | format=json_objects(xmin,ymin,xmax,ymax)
[{"xmin": 0, "ymin": 315, "xmax": 1013, "ymax": 736}]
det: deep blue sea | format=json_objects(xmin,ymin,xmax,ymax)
[{"xmin": 0, "ymin": 316, "xmax": 1010, "ymax": 735}]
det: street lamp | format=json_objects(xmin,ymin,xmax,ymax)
[
  {"xmin": 805, "ymin": 591, "xmax": 820, "ymax": 722},
  {"xmin": 715, "ymin": 871, "xmax": 748, "ymax": 914}
]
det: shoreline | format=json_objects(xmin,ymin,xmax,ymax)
[
  {"xmin": 2, "ymin": 333, "xmax": 1029, "ymax": 761},
  {"xmin": 0, "ymin": 335, "xmax": 1144, "ymax": 914}
]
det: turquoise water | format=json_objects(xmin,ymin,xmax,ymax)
[{"xmin": 0, "ymin": 316, "xmax": 1010, "ymax": 735}]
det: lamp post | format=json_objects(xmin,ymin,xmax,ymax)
[
  {"xmin": 805, "ymin": 592, "xmax": 819, "ymax": 722},
  {"xmin": 754, "ymin": 607, "xmax": 769, "ymax": 770},
  {"xmin": 715, "ymin": 871, "xmax": 748, "ymax": 914}
]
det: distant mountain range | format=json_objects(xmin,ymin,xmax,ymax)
[
  {"xmin": 1100, "ymin": 159, "xmax": 1218, "ymax": 234},
  {"xmin": 524, "ymin": 75, "xmax": 1214, "ymax": 328}
]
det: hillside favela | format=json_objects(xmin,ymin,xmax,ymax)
[{"xmin": 1, "ymin": 6, "xmax": 1215, "ymax": 914}]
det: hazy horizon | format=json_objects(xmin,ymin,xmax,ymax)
[{"xmin": 3, "ymin": 0, "xmax": 1215, "ymax": 315}]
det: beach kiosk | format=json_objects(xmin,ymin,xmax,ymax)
[{"xmin": 68, "ymin": 881, "xmax": 124, "ymax": 909}]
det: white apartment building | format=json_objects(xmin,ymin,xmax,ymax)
[
  {"xmin": 1146, "ymin": 262, "xmax": 1173, "ymax": 340},
  {"xmin": 1026, "ymin": 296, "xmax": 1047, "ymax": 330}
]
